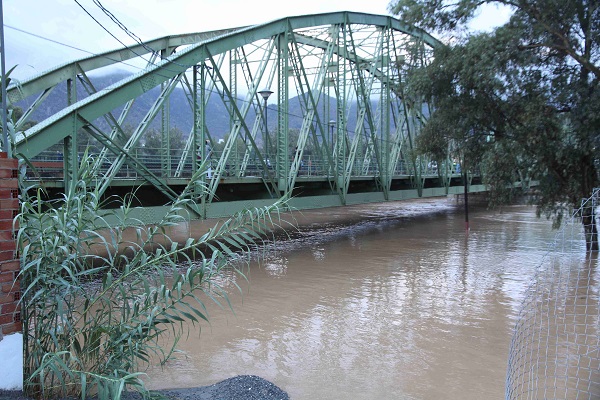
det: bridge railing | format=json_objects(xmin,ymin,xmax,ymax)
[{"xmin": 25, "ymin": 146, "xmax": 469, "ymax": 183}]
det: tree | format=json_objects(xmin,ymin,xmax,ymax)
[
  {"xmin": 390, "ymin": 0, "xmax": 599, "ymax": 250},
  {"xmin": 143, "ymin": 126, "xmax": 186, "ymax": 156}
]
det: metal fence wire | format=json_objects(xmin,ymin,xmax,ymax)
[{"xmin": 506, "ymin": 188, "xmax": 600, "ymax": 399}]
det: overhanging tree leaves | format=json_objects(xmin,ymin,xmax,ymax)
[{"xmin": 390, "ymin": 0, "xmax": 599, "ymax": 250}]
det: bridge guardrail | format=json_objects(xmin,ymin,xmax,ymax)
[{"xmin": 26, "ymin": 146, "xmax": 470, "ymax": 182}]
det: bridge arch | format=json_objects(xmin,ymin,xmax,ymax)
[{"xmin": 8, "ymin": 12, "xmax": 475, "ymax": 221}]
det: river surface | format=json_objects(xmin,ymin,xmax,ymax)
[{"xmin": 144, "ymin": 198, "xmax": 565, "ymax": 399}]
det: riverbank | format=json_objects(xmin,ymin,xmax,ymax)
[{"xmin": 0, "ymin": 375, "xmax": 289, "ymax": 400}]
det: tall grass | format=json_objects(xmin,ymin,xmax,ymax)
[{"xmin": 17, "ymin": 154, "xmax": 287, "ymax": 399}]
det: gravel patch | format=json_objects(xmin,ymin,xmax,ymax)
[{"xmin": 0, "ymin": 375, "xmax": 289, "ymax": 400}]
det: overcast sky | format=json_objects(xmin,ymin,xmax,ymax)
[{"xmin": 4, "ymin": 0, "xmax": 512, "ymax": 80}]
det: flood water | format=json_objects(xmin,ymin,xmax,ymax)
[{"xmin": 145, "ymin": 198, "xmax": 564, "ymax": 399}]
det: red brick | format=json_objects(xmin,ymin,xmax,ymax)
[
  {"xmin": 1, "ymin": 219, "xmax": 19, "ymax": 230},
  {"xmin": 0, "ymin": 169, "xmax": 16, "ymax": 179},
  {"xmin": 1, "ymin": 261, "xmax": 19, "ymax": 272},
  {"xmin": 0, "ymin": 314, "xmax": 13, "ymax": 324},
  {"xmin": 0, "ymin": 230, "xmax": 12, "ymax": 241},
  {"xmin": 0, "ymin": 237, "xmax": 15, "ymax": 247},
  {"xmin": 0, "ymin": 220, "xmax": 16, "ymax": 231},
  {"xmin": 0, "ymin": 198, "xmax": 18, "ymax": 209},
  {"xmin": 2, "ymin": 316, "xmax": 23, "ymax": 335},
  {"xmin": 2, "ymin": 321, "xmax": 23, "ymax": 335},
  {"xmin": 0, "ymin": 153, "xmax": 6, "ymax": 159},
  {"xmin": 0, "ymin": 251, "xmax": 15, "ymax": 262},
  {"xmin": 0, "ymin": 214, "xmax": 18, "ymax": 221},
  {"xmin": 0, "ymin": 241, "xmax": 15, "ymax": 252},
  {"xmin": 2, "ymin": 303, "xmax": 19, "ymax": 314},
  {"xmin": 2, "ymin": 281, "xmax": 19, "ymax": 293},
  {"xmin": 2, "ymin": 281, "xmax": 21, "ymax": 293},
  {"xmin": 2, "ymin": 322, "xmax": 22, "ymax": 335},
  {"xmin": 0, "ymin": 180, "xmax": 17, "ymax": 189},
  {"xmin": 0, "ymin": 272, "xmax": 13, "ymax": 283},
  {"xmin": 0, "ymin": 157, "xmax": 18, "ymax": 165},
  {"xmin": 0, "ymin": 162, "xmax": 19, "ymax": 175},
  {"xmin": 0, "ymin": 294, "xmax": 12, "ymax": 304},
  {"xmin": 2, "ymin": 321, "xmax": 22, "ymax": 333}
]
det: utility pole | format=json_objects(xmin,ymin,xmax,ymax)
[
  {"xmin": 0, "ymin": 0, "xmax": 10, "ymax": 158},
  {"xmin": 464, "ymin": 170, "xmax": 469, "ymax": 231}
]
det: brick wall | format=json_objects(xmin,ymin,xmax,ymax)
[{"xmin": 0, "ymin": 152, "xmax": 21, "ymax": 336}]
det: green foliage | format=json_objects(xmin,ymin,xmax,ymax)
[
  {"xmin": 142, "ymin": 127, "xmax": 186, "ymax": 157},
  {"xmin": 391, "ymin": 0, "xmax": 599, "ymax": 241},
  {"xmin": 17, "ymin": 154, "xmax": 287, "ymax": 399}
]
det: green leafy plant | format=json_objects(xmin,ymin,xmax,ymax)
[{"xmin": 17, "ymin": 154, "xmax": 287, "ymax": 399}]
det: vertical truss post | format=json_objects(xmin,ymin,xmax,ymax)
[
  {"xmin": 160, "ymin": 49, "xmax": 172, "ymax": 178},
  {"xmin": 192, "ymin": 66, "xmax": 198, "ymax": 177},
  {"xmin": 161, "ymin": 82, "xmax": 171, "ymax": 178},
  {"xmin": 199, "ymin": 61, "xmax": 208, "ymax": 219},
  {"xmin": 385, "ymin": 34, "xmax": 411, "ymax": 192},
  {"xmin": 277, "ymin": 31, "xmax": 289, "ymax": 194},
  {"xmin": 192, "ymin": 65, "xmax": 204, "ymax": 217},
  {"xmin": 335, "ymin": 22, "xmax": 347, "ymax": 204},
  {"xmin": 360, "ymin": 28, "xmax": 385, "ymax": 179},
  {"xmin": 379, "ymin": 27, "xmax": 392, "ymax": 200},
  {"xmin": 64, "ymin": 77, "xmax": 78, "ymax": 191},
  {"xmin": 230, "ymin": 49, "xmax": 239, "ymax": 177}
]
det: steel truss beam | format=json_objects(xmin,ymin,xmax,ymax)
[{"xmin": 12, "ymin": 12, "xmax": 445, "ymax": 220}]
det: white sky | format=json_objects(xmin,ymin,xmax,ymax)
[{"xmin": 3, "ymin": 0, "xmax": 512, "ymax": 80}]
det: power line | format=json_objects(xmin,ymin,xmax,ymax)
[
  {"xmin": 5, "ymin": 24, "xmax": 95, "ymax": 56},
  {"xmin": 73, "ymin": 0, "xmax": 155, "ymax": 66},
  {"xmin": 5, "ymin": 24, "xmax": 146, "ymax": 72},
  {"xmin": 92, "ymin": 0, "xmax": 157, "ymax": 57},
  {"xmin": 88, "ymin": 0, "xmax": 201, "ymax": 73}
]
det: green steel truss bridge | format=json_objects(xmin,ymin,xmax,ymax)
[{"xmin": 8, "ymin": 12, "xmax": 485, "ymax": 223}]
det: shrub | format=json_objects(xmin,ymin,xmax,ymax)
[{"xmin": 17, "ymin": 156, "xmax": 286, "ymax": 399}]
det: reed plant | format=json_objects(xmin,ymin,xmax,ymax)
[{"xmin": 16, "ymin": 154, "xmax": 286, "ymax": 399}]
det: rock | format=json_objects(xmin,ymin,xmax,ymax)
[{"xmin": 0, "ymin": 375, "xmax": 289, "ymax": 400}]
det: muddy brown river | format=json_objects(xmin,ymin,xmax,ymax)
[{"xmin": 144, "ymin": 197, "xmax": 563, "ymax": 399}]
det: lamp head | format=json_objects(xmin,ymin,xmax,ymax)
[{"xmin": 258, "ymin": 89, "xmax": 274, "ymax": 100}]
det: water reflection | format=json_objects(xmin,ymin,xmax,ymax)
[{"xmin": 146, "ymin": 199, "xmax": 559, "ymax": 399}]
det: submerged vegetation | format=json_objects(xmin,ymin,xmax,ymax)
[{"xmin": 17, "ymin": 155, "xmax": 288, "ymax": 399}]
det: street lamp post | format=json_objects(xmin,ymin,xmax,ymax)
[
  {"xmin": 258, "ymin": 89, "xmax": 273, "ymax": 159},
  {"xmin": 328, "ymin": 119, "xmax": 336, "ymax": 153}
]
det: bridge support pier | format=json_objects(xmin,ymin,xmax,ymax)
[{"xmin": 0, "ymin": 152, "xmax": 21, "ymax": 336}]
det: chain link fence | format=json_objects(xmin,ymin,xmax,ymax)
[{"xmin": 506, "ymin": 188, "xmax": 600, "ymax": 399}]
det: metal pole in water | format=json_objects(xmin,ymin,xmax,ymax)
[{"xmin": 463, "ymin": 170, "xmax": 469, "ymax": 231}]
